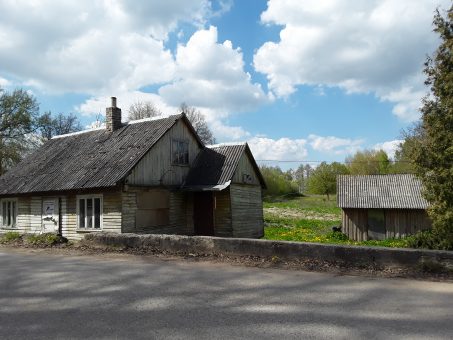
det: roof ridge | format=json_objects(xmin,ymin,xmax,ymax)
[{"xmin": 207, "ymin": 142, "xmax": 246, "ymax": 148}]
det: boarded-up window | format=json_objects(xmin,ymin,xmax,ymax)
[
  {"xmin": 136, "ymin": 190, "xmax": 170, "ymax": 227},
  {"xmin": 172, "ymin": 139, "xmax": 189, "ymax": 165}
]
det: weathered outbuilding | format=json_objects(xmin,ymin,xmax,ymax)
[
  {"xmin": 337, "ymin": 174, "xmax": 431, "ymax": 241},
  {"xmin": 0, "ymin": 98, "xmax": 266, "ymax": 240}
]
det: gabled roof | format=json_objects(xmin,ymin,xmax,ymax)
[
  {"xmin": 337, "ymin": 174, "xmax": 428, "ymax": 209},
  {"xmin": 0, "ymin": 114, "xmax": 202, "ymax": 195},
  {"xmin": 183, "ymin": 143, "xmax": 266, "ymax": 191}
]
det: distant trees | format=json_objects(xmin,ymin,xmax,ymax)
[
  {"xmin": 38, "ymin": 112, "xmax": 82, "ymax": 140},
  {"xmin": 307, "ymin": 162, "xmax": 349, "ymax": 200},
  {"xmin": 260, "ymin": 166, "xmax": 299, "ymax": 197},
  {"xmin": 128, "ymin": 101, "xmax": 161, "ymax": 120},
  {"xmin": 346, "ymin": 149, "xmax": 390, "ymax": 175}
]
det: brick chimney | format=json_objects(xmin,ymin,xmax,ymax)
[{"xmin": 106, "ymin": 97, "xmax": 122, "ymax": 132}]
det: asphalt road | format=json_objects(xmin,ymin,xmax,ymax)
[{"xmin": 0, "ymin": 248, "xmax": 452, "ymax": 340}]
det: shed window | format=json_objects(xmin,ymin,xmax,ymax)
[
  {"xmin": 172, "ymin": 139, "xmax": 189, "ymax": 165},
  {"xmin": 77, "ymin": 196, "xmax": 102, "ymax": 229},
  {"xmin": 1, "ymin": 199, "xmax": 17, "ymax": 228}
]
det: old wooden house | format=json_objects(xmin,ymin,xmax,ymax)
[
  {"xmin": 337, "ymin": 174, "xmax": 431, "ymax": 241},
  {"xmin": 0, "ymin": 98, "xmax": 266, "ymax": 240}
]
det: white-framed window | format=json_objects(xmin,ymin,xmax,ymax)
[
  {"xmin": 1, "ymin": 198, "xmax": 17, "ymax": 228},
  {"xmin": 172, "ymin": 139, "xmax": 189, "ymax": 165},
  {"xmin": 77, "ymin": 195, "xmax": 103, "ymax": 230}
]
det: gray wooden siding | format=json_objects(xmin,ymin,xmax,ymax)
[
  {"xmin": 232, "ymin": 153, "xmax": 260, "ymax": 185},
  {"xmin": 342, "ymin": 208, "xmax": 432, "ymax": 241},
  {"xmin": 126, "ymin": 120, "xmax": 202, "ymax": 186},
  {"xmin": 230, "ymin": 184, "xmax": 264, "ymax": 238},
  {"xmin": 214, "ymin": 189, "xmax": 232, "ymax": 237},
  {"xmin": 16, "ymin": 197, "xmax": 31, "ymax": 233}
]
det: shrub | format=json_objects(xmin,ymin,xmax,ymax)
[
  {"xmin": 0, "ymin": 231, "xmax": 22, "ymax": 244},
  {"xmin": 326, "ymin": 231, "xmax": 349, "ymax": 241},
  {"xmin": 25, "ymin": 233, "xmax": 68, "ymax": 246},
  {"xmin": 407, "ymin": 230, "xmax": 453, "ymax": 251}
]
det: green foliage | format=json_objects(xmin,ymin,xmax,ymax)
[
  {"xmin": 25, "ymin": 233, "xmax": 67, "ymax": 246},
  {"xmin": 307, "ymin": 162, "xmax": 349, "ymax": 199},
  {"xmin": 0, "ymin": 88, "xmax": 39, "ymax": 174},
  {"xmin": 407, "ymin": 230, "xmax": 453, "ymax": 251},
  {"xmin": 409, "ymin": 6, "xmax": 453, "ymax": 244},
  {"xmin": 346, "ymin": 149, "xmax": 391, "ymax": 175},
  {"xmin": 0, "ymin": 231, "xmax": 22, "ymax": 243},
  {"xmin": 260, "ymin": 165, "xmax": 299, "ymax": 197}
]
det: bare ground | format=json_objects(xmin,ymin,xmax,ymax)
[{"xmin": 264, "ymin": 207, "xmax": 340, "ymax": 221}]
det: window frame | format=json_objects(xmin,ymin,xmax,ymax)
[
  {"xmin": 76, "ymin": 195, "xmax": 103, "ymax": 231},
  {"xmin": 1, "ymin": 198, "xmax": 18, "ymax": 229},
  {"xmin": 171, "ymin": 138, "xmax": 189, "ymax": 166}
]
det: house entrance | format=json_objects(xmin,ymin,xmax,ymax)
[
  {"xmin": 368, "ymin": 209, "xmax": 385, "ymax": 240},
  {"xmin": 193, "ymin": 192, "xmax": 214, "ymax": 236}
]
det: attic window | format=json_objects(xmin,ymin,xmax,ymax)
[
  {"xmin": 1, "ymin": 199, "xmax": 17, "ymax": 228},
  {"xmin": 172, "ymin": 139, "xmax": 189, "ymax": 165}
]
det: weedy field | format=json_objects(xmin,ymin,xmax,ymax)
[{"xmin": 263, "ymin": 195, "xmax": 409, "ymax": 248}]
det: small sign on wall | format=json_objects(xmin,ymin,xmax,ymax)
[
  {"xmin": 43, "ymin": 201, "xmax": 55, "ymax": 217},
  {"xmin": 242, "ymin": 173, "xmax": 253, "ymax": 184}
]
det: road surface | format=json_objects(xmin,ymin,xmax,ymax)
[{"xmin": 0, "ymin": 248, "xmax": 452, "ymax": 339}]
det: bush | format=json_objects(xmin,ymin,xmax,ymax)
[
  {"xmin": 326, "ymin": 231, "xmax": 349, "ymax": 241},
  {"xmin": 25, "ymin": 233, "xmax": 68, "ymax": 246},
  {"xmin": 0, "ymin": 231, "xmax": 22, "ymax": 244},
  {"xmin": 407, "ymin": 230, "xmax": 453, "ymax": 251}
]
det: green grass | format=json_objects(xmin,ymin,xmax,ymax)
[
  {"xmin": 263, "ymin": 195, "xmax": 410, "ymax": 248},
  {"xmin": 0, "ymin": 231, "xmax": 22, "ymax": 244}
]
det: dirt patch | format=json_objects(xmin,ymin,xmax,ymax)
[{"xmin": 264, "ymin": 207, "xmax": 340, "ymax": 221}]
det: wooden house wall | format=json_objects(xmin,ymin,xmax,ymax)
[
  {"xmin": 213, "ymin": 189, "xmax": 232, "ymax": 237},
  {"xmin": 231, "ymin": 153, "xmax": 260, "ymax": 185},
  {"xmin": 126, "ymin": 120, "xmax": 202, "ymax": 186},
  {"xmin": 123, "ymin": 187, "xmax": 191, "ymax": 235},
  {"xmin": 342, "ymin": 208, "xmax": 432, "ymax": 241},
  {"xmin": 230, "ymin": 184, "xmax": 264, "ymax": 238}
]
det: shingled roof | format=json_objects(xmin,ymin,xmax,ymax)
[
  {"xmin": 183, "ymin": 143, "xmax": 265, "ymax": 191},
  {"xmin": 0, "ymin": 114, "xmax": 197, "ymax": 195},
  {"xmin": 337, "ymin": 174, "xmax": 429, "ymax": 209}
]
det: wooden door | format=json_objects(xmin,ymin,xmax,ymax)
[
  {"xmin": 368, "ymin": 209, "xmax": 386, "ymax": 240},
  {"xmin": 193, "ymin": 192, "xmax": 214, "ymax": 236}
]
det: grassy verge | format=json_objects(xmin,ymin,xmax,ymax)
[{"xmin": 263, "ymin": 195, "xmax": 410, "ymax": 248}]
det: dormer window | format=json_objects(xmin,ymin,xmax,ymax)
[{"xmin": 172, "ymin": 139, "xmax": 189, "ymax": 165}]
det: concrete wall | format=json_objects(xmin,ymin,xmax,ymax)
[{"xmin": 84, "ymin": 233, "xmax": 453, "ymax": 271}]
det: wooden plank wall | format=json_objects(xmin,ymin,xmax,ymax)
[
  {"xmin": 126, "ymin": 120, "xmax": 202, "ymax": 186},
  {"xmin": 342, "ymin": 208, "xmax": 432, "ymax": 241},
  {"xmin": 122, "ymin": 191, "xmax": 137, "ymax": 233},
  {"xmin": 213, "ymin": 189, "xmax": 233, "ymax": 237},
  {"xmin": 231, "ymin": 153, "xmax": 260, "ymax": 185},
  {"xmin": 230, "ymin": 184, "xmax": 264, "ymax": 238},
  {"xmin": 16, "ymin": 197, "xmax": 31, "ymax": 233},
  {"xmin": 342, "ymin": 209, "xmax": 368, "ymax": 241}
]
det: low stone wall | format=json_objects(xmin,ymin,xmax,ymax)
[{"xmin": 84, "ymin": 232, "xmax": 453, "ymax": 270}]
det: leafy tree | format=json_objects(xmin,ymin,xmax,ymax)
[
  {"xmin": 410, "ymin": 5, "xmax": 453, "ymax": 247},
  {"xmin": 346, "ymin": 149, "xmax": 390, "ymax": 175},
  {"xmin": 38, "ymin": 112, "xmax": 82, "ymax": 140},
  {"xmin": 128, "ymin": 100, "xmax": 161, "ymax": 121},
  {"xmin": 307, "ymin": 162, "xmax": 349, "ymax": 200},
  {"xmin": 260, "ymin": 165, "xmax": 299, "ymax": 197},
  {"xmin": 180, "ymin": 103, "xmax": 215, "ymax": 145},
  {"xmin": 0, "ymin": 88, "xmax": 39, "ymax": 174},
  {"xmin": 390, "ymin": 126, "xmax": 420, "ymax": 174}
]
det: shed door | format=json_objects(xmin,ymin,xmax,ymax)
[
  {"xmin": 193, "ymin": 192, "xmax": 214, "ymax": 236},
  {"xmin": 368, "ymin": 209, "xmax": 385, "ymax": 240},
  {"xmin": 42, "ymin": 198, "xmax": 59, "ymax": 233}
]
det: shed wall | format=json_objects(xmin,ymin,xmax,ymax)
[
  {"xmin": 342, "ymin": 208, "xmax": 432, "ymax": 241},
  {"xmin": 213, "ymin": 189, "xmax": 232, "ymax": 237},
  {"xmin": 230, "ymin": 184, "xmax": 264, "ymax": 238},
  {"xmin": 232, "ymin": 153, "xmax": 260, "ymax": 185}
]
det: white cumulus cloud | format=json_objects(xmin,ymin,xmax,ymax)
[
  {"xmin": 308, "ymin": 134, "xmax": 364, "ymax": 155},
  {"xmin": 373, "ymin": 139, "xmax": 403, "ymax": 159},
  {"xmin": 254, "ymin": 0, "xmax": 450, "ymax": 121},
  {"xmin": 248, "ymin": 137, "xmax": 308, "ymax": 161}
]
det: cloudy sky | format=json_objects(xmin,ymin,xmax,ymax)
[{"xmin": 0, "ymin": 0, "xmax": 449, "ymax": 167}]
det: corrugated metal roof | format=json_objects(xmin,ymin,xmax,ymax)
[
  {"xmin": 183, "ymin": 143, "xmax": 266, "ymax": 190},
  {"xmin": 337, "ymin": 174, "xmax": 429, "ymax": 209},
  {"xmin": 0, "ymin": 114, "xmax": 183, "ymax": 195}
]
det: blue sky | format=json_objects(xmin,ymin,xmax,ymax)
[{"xmin": 0, "ymin": 0, "xmax": 449, "ymax": 168}]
